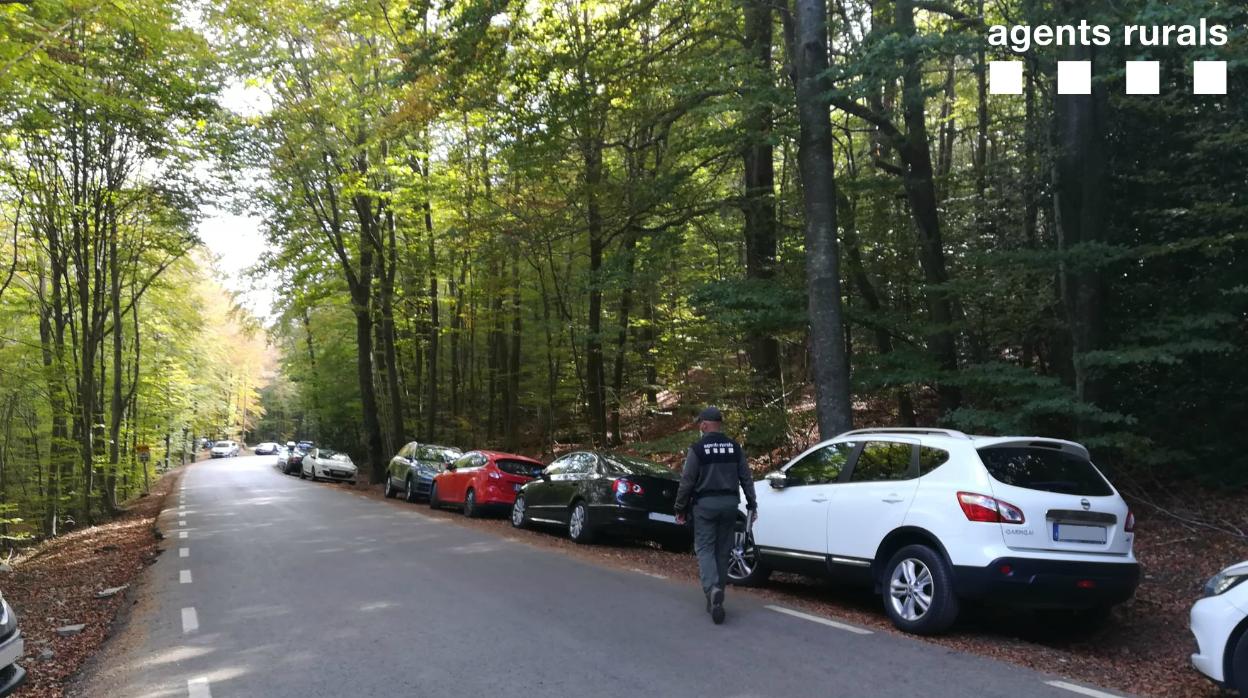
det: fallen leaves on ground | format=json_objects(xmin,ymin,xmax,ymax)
[{"xmin": 4, "ymin": 466, "xmax": 180, "ymax": 698}]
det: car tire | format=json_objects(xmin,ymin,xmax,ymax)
[
  {"xmin": 463, "ymin": 489, "xmax": 479, "ymax": 518},
  {"xmin": 384, "ymin": 478, "xmax": 397, "ymax": 499},
  {"xmin": 428, "ymin": 482, "xmax": 441, "ymax": 509},
  {"xmin": 1232, "ymin": 625, "xmax": 1248, "ymax": 695},
  {"xmin": 404, "ymin": 477, "xmax": 418, "ymax": 503},
  {"xmin": 299, "ymin": 467, "xmax": 307, "ymax": 480},
  {"xmin": 881, "ymin": 544, "xmax": 959, "ymax": 636},
  {"xmin": 568, "ymin": 501, "xmax": 595, "ymax": 544},
  {"xmin": 726, "ymin": 520, "xmax": 770, "ymax": 587},
  {"xmin": 511, "ymin": 495, "xmax": 528, "ymax": 529}
]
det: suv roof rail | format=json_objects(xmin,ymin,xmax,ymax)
[{"xmin": 837, "ymin": 427, "xmax": 971, "ymax": 440}]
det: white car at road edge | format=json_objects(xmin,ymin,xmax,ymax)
[
  {"xmin": 209, "ymin": 440, "xmax": 240, "ymax": 458},
  {"xmin": 301, "ymin": 448, "xmax": 358, "ymax": 485},
  {"xmin": 1191, "ymin": 560, "xmax": 1248, "ymax": 693},
  {"xmin": 729, "ymin": 427, "xmax": 1140, "ymax": 635}
]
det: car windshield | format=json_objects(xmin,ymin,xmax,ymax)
[
  {"xmin": 215, "ymin": 441, "xmax": 232, "ymax": 447},
  {"xmin": 977, "ymin": 446, "xmax": 1113, "ymax": 496},
  {"xmin": 600, "ymin": 453, "xmax": 674, "ymax": 477},
  {"xmin": 318, "ymin": 449, "xmax": 349, "ymax": 461},
  {"xmin": 496, "ymin": 459, "xmax": 543, "ymax": 477}
]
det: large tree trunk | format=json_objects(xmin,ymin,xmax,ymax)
[
  {"xmin": 741, "ymin": 0, "xmax": 782, "ymax": 395},
  {"xmin": 1052, "ymin": 26, "xmax": 1108, "ymax": 424},
  {"xmin": 421, "ymin": 153, "xmax": 440, "ymax": 441},
  {"xmin": 790, "ymin": 0, "xmax": 853, "ymax": 438},
  {"xmin": 583, "ymin": 137, "xmax": 608, "ymax": 447},
  {"xmin": 380, "ymin": 209, "xmax": 405, "ymax": 449},
  {"xmin": 895, "ymin": 0, "xmax": 961, "ymax": 415}
]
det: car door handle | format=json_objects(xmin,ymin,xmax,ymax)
[
  {"xmin": 811, "ymin": 496, "xmax": 829, "ymax": 503},
  {"xmin": 882, "ymin": 495, "xmax": 904, "ymax": 503}
]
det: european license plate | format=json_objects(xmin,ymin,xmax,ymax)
[
  {"xmin": 648, "ymin": 512, "xmax": 677, "ymax": 524},
  {"xmin": 1052, "ymin": 522, "xmax": 1107, "ymax": 544}
]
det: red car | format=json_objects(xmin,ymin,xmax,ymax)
[{"xmin": 429, "ymin": 450, "xmax": 545, "ymax": 518}]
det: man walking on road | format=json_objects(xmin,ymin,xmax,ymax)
[{"xmin": 674, "ymin": 406, "xmax": 757, "ymax": 625}]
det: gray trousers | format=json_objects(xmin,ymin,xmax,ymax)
[{"xmin": 692, "ymin": 495, "xmax": 738, "ymax": 596}]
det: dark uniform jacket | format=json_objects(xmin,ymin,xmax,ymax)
[{"xmin": 674, "ymin": 431, "xmax": 758, "ymax": 515}]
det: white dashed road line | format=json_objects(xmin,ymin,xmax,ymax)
[
  {"xmin": 179, "ymin": 531, "xmax": 187, "ymax": 539},
  {"xmin": 181, "ymin": 607, "xmax": 198, "ymax": 633},
  {"xmin": 187, "ymin": 676, "xmax": 212, "ymax": 698},
  {"xmin": 180, "ymin": 570, "xmax": 192, "ymax": 584},
  {"xmin": 179, "ymin": 548, "xmax": 189, "ymax": 558},
  {"xmin": 765, "ymin": 605, "xmax": 873, "ymax": 635},
  {"xmin": 1045, "ymin": 681, "xmax": 1124, "ymax": 698},
  {"xmin": 179, "ymin": 521, "xmax": 186, "ymax": 527}
]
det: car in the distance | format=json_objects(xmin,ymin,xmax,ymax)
[
  {"xmin": 430, "ymin": 450, "xmax": 543, "ymax": 517},
  {"xmin": 729, "ymin": 428, "xmax": 1139, "ymax": 635},
  {"xmin": 253, "ymin": 442, "xmax": 279, "ymax": 455},
  {"xmin": 0, "ymin": 593, "xmax": 26, "ymax": 696},
  {"xmin": 384, "ymin": 442, "xmax": 463, "ymax": 502},
  {"xmin": 1191, "ymin": 560, "xmax": 1248, "ymax": 693},
  {"xmin": 210, "ymin": 440, "xmax": 240, "ymax": 458},
  {"xmin": 511, "ymin": 451, "xmax": 691, "ymax": 550},
  {"xmin": 301, "ymin": 448, "xmax": 358, "ymax": 485}
]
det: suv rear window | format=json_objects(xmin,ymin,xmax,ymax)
[{"xmin": 977, "ymin": 447, "xmax": 1112, "ymax": 496}]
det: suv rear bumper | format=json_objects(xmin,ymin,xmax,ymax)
[{"xmin": 953, "ymin": 557, "xmax": 1140, "ymax": 608}]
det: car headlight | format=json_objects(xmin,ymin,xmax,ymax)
[{"xmin": 1204, "ymin": 569, "xmax": 1248, "ymax": 597}]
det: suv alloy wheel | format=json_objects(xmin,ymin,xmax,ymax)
[{"xmin": 882, "ymin": 544, "xmax": 959, "ymax": 635}]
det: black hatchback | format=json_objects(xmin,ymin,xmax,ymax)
[{"xmin": 512, "ymin": 451, "xmax": 691, "ymax": 551}]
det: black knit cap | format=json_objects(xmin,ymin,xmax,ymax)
[{"xmin": 696, "ymin": 406, "xmax": 724, "ymax": 423}]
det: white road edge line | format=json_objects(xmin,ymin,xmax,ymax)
[
  {"xmin": 180, "ymin": 570, "xmax": 192, "ymax": 584},
  {"xmin": 181, "ymin": 607, "xmax": 198, "ymax": 633},
  {"xmin": 179, "ymin": 548, "xmax": 189, "ymax": 558},
  {"xmin": 765, "ymin": 604, "xmax": 873, "ymax": 635},
  {"xmin": 187, "ymin": 676, "xmax": 212, "ymax": 698},
  {"xmin": 630, "ymin": 568, "xmax": 667, "ymax": 580},
  {"xmin": 1045, "ymin": 680, "xmax": 1122, "ymax": 698}
]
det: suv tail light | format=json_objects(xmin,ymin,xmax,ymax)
[
  {"xmin": 957, "ymin": 492, "xmax": 1025, "ymax": 524},
  {"xmin": 1124, "ymin": 509, "xmax": 1135, "ymax": 533},
  {"xmin": 612, "ymin": 479, "xmax": 644, "ymax": 496}
]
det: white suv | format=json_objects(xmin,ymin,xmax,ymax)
[
  {"xmin": 729, "ymin": 428, "xmax": 1139, "ymax": 635},
  {"xmin": 1190, "ymin": 560, "xmax": 1247, "ymax": 693}
]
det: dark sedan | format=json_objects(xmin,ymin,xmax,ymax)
[
  {"xmin": 511, "ymin": 451, "xmax": 691, "ymax": 550},
  {"xmin": 384, "ymin": 442, "xmax": 463, "ymax": 502}
]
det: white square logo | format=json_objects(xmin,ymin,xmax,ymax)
[
  {"xmin": 1193, "ymin": 61, "xmax": 1227, "ymax": 95},
  {"xmin": 1125, "ymin": 61, "xmax": 1159, "ymax": 95},
  {"xmin": 1058, "ymin": 61, "xmax": 1092, "ymax": 95},
  {"xmin": 989, "ymin": 61, "xmax": 1023, "ymax": 95}
]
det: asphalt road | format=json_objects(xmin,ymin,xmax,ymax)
[{"xmin": 72, "ymin": 455, "xmax": 1130, "ymax": 698}]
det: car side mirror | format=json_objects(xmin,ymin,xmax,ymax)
[
  {"xmin": 446, "ymin": 463, "xmax": 456, "ymax": 471},
  {"xmin": 766, "ymin": 471, "xmax": 788, "ymax": 490},
  {"xmin": 540, "ymin": 470, "xmax": 551, "ymax": 480}
]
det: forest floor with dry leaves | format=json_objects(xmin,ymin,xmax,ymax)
[
  {"xmin": 3, "ymin": 464, "xmax": 181, "ymax": 698},
  {"xmin": 341, "ymin": 467, "xmax": 1246, "ymax": 698}
]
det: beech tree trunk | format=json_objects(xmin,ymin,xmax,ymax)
[{"xmin": 790, "ymin": 0, "xmax": 853, "ymax": 438}]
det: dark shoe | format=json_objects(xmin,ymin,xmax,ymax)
[{"xmin": 710, "ymin": 587, "xmax": 725, "ymax": 625}]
